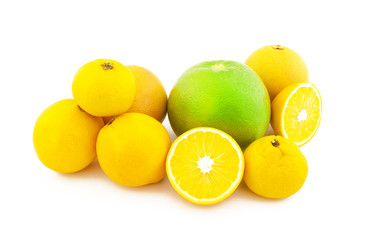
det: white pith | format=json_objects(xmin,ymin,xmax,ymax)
[
  {"xmin": 197, "ymin": 155, "xmax": 215, "ymax": 173},
  {"xmin": 297, "ymin": 109, "xmax": 308, "ymax": 122},
  {"xmin": 166, "ymin": 128, "xmax": 244, "ymax": 204},
  {"xmin": 282, "ymin": 83, "xmax": 322, "ymax": 146}
]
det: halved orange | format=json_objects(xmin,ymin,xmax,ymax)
[
  {"xmin": 166, "ymin": 127, "xmax": 244, "ymax": 205},
  {"xmin": 271, "ymin": 83, "xmax": 322, "ymax": 146}
]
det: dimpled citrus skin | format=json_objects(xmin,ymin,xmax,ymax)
[
  {"xmin": 72, "ymin": 59, "xmax": 136, "ymax": 117},
  {"xmin": 33, "ymin": 99, "xmax": 104, "ymax": 173},
  {"xmin": 127, "ymin": 65, "xmax": 167, "ymax": 122},
  {"xmin": 168, "ymin": 60, "xmax": 271, "ymax": 149},
  {"xmin": 96, "ymin": 113, "xmax": 171, "ymax": 187},
  {"xmin": 243, "ymin": 135, "xmax": 308, "ymax": 199},
  {"xmin": 245, "ymin": 45, "xmax": 309, "ymax": 101},
  {"xmin": 103, "ymin": 65, "xmax": 167, "ymax": 124}
]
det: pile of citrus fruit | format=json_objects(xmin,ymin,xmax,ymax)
[{"xmin": 33, "ymin": 44, "xmax": 322, "ymax": 205}]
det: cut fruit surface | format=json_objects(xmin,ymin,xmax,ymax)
[
  {"xmin": 271, "ymin": 83, "xmax": 322, "ymax": 146},
  {"xmin": 166, "ymin": 128, "xmax": 244, "ymax": 205}
]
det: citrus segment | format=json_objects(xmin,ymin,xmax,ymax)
[
  {"xmin": 271, "ymin": 83, "xmax": 322, "ymax": 146},
  {"xmin": 166, "ymin": 128, "xmax": 244, "ymax": 205}
]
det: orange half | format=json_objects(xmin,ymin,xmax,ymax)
[
  {"xmin": 271, "ymin": 83, "xmax": 322, "ymax": 146},
  {"xmin": 166, "ymin": 128, "xmax": 244, "ymax": 205}
]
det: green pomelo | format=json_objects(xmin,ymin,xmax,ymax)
[{"xmin": 168, "ymin": 60, "xmax": 271, "ymax": 148}]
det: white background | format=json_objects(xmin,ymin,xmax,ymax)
[{"xmin": 1, "ymin": 0, "xmax": 376, "ymax": 239}]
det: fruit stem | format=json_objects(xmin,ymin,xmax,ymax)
[
  {"xmin": 101, "ymin": 61, "xmax": 114, "ymax": 70},
  {"xmin": 271, "ymin": 140, "xmax": 280, "ymax": 147},
  {"xmin": 272, "ymin": 45, "xmax": 284, "ymax": 50},
  {"xmin": 107, "ymin": 119, "xmax": 115, "ymax": 125},
  {"xmin": 211, "ymin": 63, "xmax": 226, "ymax": 70}
]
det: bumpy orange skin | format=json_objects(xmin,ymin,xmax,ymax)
[
  {"xmin": 103, "ymin": 65, "xmax": 167, "ymax": 124},
  {"xmin": 243, "ymin": 135, "xmax": 308, "ymax": 199},
  {"xmin": 72, "ymin": 59, "xmax": 136, "ymax": 117},
  {"xmin": 97, "ymin": 113, "xmax": 171, "ymax": 187},
  {"xmin": 127, "ymin": 65, "xmax": 167, "ymax": 122},
  {"xmin": 33, "ymin": 99, "xmax": 104, "ymax": 173},
  {"xmin": 245, "ymin": 45, "xmax": 309, "ymax": 101}
]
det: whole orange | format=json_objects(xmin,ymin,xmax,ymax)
[
  {"xmin": 97, "ymin": 113, "xmax": 171, "ymax": 187},
  {"xmin": 245, "ymin": 45, "xmax": 309, "ymax": 101},
  {"xmin": 103, "ymin": 65, "xmax": 167, "ymax": 123}
]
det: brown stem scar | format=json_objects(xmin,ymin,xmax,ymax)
[
  {"xmin": 101, "ymin": 61, "xmax": 114, "ymax": 70},
  {"xmin": 271, "ymin": 140, "xmax": 280, "ymax": 147},
  {"xmin": 107, "ymin": 119, "xmax": 115, "ymax": 125},
  {"xmin": 272, "ymin": 45, "xmax": 284, "ymax": 50}
]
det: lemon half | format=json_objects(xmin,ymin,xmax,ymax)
[
  {"xmin": 166, "ymin": 127, "xmax": 244, "ymax": 205},
  {"xmin": 271, "ymin": 83, "xmax": 322, "ymax": 146}
]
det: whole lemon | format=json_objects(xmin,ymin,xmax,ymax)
[
  {"xmin": 168, "ymin": 60, "xmax": 270, "ymax": 149},
  {"xmin": 97, "ymin": 113, "xmax": 171, "ymax": 187},
  {"xmin": 33, "ymin": 99, "xmax": 104, "ymax": 173},
  {"xmin": 245, "ymin": 45, "xmax": 309, "ymax": 100},
  {"xmin": 103, "ymin": 65, "xmax": 167, "ymax": 124},
  {"xmin": 243, "ymin": 135, "xmax": 308, "ymax": 198},
  {"xmin": 72, "ymin": 59, "xmax": 136, "ymax": 116}
]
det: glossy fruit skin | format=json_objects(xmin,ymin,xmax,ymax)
[
  {"xmin": 243, "ymin": 135, "xmax": 308, "ymax": 199},
  {"xmin": 245, "ymin": 45, "xmax": 309, "ymax": 101},
  {"xmin": 33, "ymin": 99, "xmax": 104, "ymax": 173},
  {"xmin": 168, "ymin": 60, "xmax": 271, "ymax": 149},
  {"xmin": 96, "ymin": 113, "xmax": 171, "ymax": 187},
  {"xmin": 72, "ymin": 59, "xmax": 136, "ymax": 117},
  {"xmin": 103, "ymin": 65, "xmax": 167, "ymax": 124}
]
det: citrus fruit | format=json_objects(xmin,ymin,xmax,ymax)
[
  {"xmin": 245, "ymin": 45, "xmax": 309, "ymax": 100},
  {"xmin": 243, "ymin": 135, "xmax": 308, "ymax": 199},
  {"xmin": 33, "ymin": 99, "xmax": 104, "ymax": 173},
  {"xmin": 271, "ymin": 83, "xmax": 322, "ymax": 147},
  {"xmin": 72, "ymin": 59, "xmax": 136, "ymax": 117},
  {"xmin": 96, "ymin": 113, "xmax": 171, "ymax": 187},
  {"xmin": 102, "ymin": 116, "xmax": 116, "ymax": 125},
  {"xmin": 168, "ymin": 60, "xmax": 270, "ymax": 149},
  {"xmin": 166, "ymin": 127, "xmax": 244, "ymax": 205},
  {"xmin": 103, "ymin": 65, "xmax": 167, "ymax": 124}
]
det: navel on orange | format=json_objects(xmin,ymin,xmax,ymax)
[{"xmin": 166, "ymin": 127, "xmax": 244, "ymax": 205}]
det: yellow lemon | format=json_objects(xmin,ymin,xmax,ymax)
[
  {"xmin": 271, "ymin": 83, "xmax": 322, "ymax": 146},
  {"xmin": 33, "ymin": 99, "xmax": 104, "ymax": 173},
  {"xmin": 103, "ymin": 65, "xmax": 167, "ymax": 124},
  {"xmin": 245, "ymin": 45, "xmax": 309, "ymax": 100},
  {"xmin": 72, "ymin": 59, "xmax": 136, "ymax": 117},
  {"xmin": 243, "ymin": 136, "xmax": 308, "ymax": 199},
  {"xmin": 96, "ymin": 113, "xmax": 171, "ymax": 187},
  {"xmin": 166, "ymin": 127, "xmax": 244, "ymax": 205}
]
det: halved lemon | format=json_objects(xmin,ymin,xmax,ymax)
[
  {"xmin": 271, "ymin": 83, "xmax": 322, "ymax": 147},
  {"xmin": 166, "ymin": 127, "xmax": 244, "ymax": 205}
]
